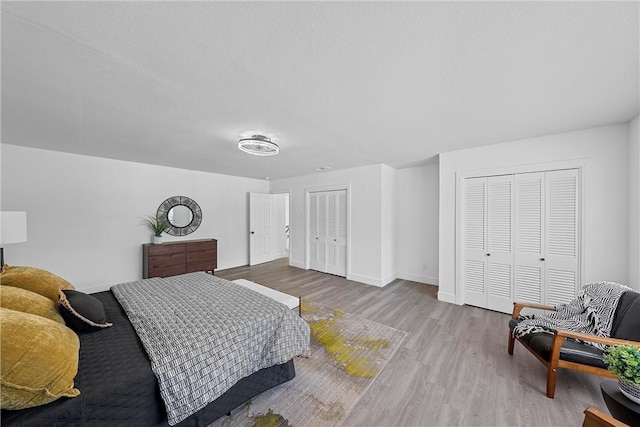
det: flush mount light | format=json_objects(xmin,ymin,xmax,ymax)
[{"xmin": 238, "ymin": 135, "xmax": 279, "ymax": 156}]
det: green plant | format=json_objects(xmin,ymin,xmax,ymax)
[
  {"xmin": 603, "ymin": 344, "xmax": 640, "ymax": 384},
  {"xmin": 143, "ymin": 215, "xmax": 169, "ymax": 237}
]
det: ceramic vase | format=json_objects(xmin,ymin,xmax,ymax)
[{"xmin": 153, "ymin": 235, "xmax": 163, "ymax": 244}]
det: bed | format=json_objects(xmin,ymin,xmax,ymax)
[{"xmin": 1, "ymin": 271, "xmax": 310, "ymax": 426}]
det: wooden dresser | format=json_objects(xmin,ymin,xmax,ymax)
[{"xmin": 142, "ymin": 238, "xmax": 217, "ymax": 279}]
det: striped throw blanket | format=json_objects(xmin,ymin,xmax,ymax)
[{"xmin": 513, "ymin": 281, "xmax": 631, "ymax": 349}]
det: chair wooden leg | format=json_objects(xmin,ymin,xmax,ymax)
[
  {"xmin": 546, "ymin": 365, "xmax": 558, "ymax": 398},
  {"xmin": 508, "ymin": 331, "xmax": 516, "ymax": 355},
  {"xmin": 546, "ymin": 333, "xmax": 566, "ymax": 398}
]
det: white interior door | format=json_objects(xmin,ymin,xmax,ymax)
[{"xmin": 249, "ymin": 192, "xmax": 273, "ymax": 266}]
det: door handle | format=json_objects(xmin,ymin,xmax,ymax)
[
  {"xmin": 486, "ymin": 253, "xmax": 491, "ymax": 256},
  {"xmin": 250, "ymin": 231, "xmax": 255, "ymax": 235},
  {"xmin": 540, "ymin": 257, "xmax": 545, "ymax": 261}
]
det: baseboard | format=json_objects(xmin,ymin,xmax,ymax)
[
  {"xmin": 289, "ymin": 259, "xmax": 306, "ymax": 269},
  {"xmin": 348, "ymin": 273, "xmax": 385, "ymax": 287},
  {"xmin": 437, "ymin": 291, "xmax": 459, "ymax": 305},
  {"xmin": 280, "ymin": 264, "xmax": 408, "ymax": 289},
  {"xmin": 381, "ymin": 273, "xmax": 397, "ymax": 287},
  {"xmin": 396, "ymin": 272, "xmax": 439, "ymax": 285}
]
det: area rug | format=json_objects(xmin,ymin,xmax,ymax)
[{"xmin": 210, "ymin": 301, "xmax": 407, "ymax": 427}]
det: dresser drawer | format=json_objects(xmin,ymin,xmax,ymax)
[
  {"xmin": 186, "ymin": 241, "xmax": 216, "ymax": 252},
  {"xmin": 186, "ymin": 249, "xmax": 216, "ymax": 271},
  {"xmin": 186, "ymin": 249, "xmax": 216, "ymax": 263},
  {"xmin": 147, "ymin": 244, "xmax": 186, "ymax": 256},
  {"xmin": 149, "ymin": 252, "xmax": 186, "ymax": 268},
  {"xmin": 186, "ymin": 259, "xmax": 215, "ymax": 273},
  {"xmin": 148, "ymin": 264, "xmax": 187, "ymax": 278}
]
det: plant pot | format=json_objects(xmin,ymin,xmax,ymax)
[
  {"xmin": 618, "ymin": 378, "xmax": 640, "ymax": 404},
  {"xmin": 153, "ymin": 236, "xmax": 163, "ymax": 244}
]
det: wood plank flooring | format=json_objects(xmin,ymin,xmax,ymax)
[{"xmin": 217, "ymin": 258, "xmax": 607, "ymax": 427}]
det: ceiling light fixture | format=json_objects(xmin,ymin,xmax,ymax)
[{"xmin": 238, "ymin": 135, "xmax": 279, "ymax": 156}]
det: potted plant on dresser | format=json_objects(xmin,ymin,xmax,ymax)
[
  {"xmin": 603, "ymin": 344, "xmax": 640, "ymax": 404},
  {"xmin": 143, "ymin": 215, "xmax": 169, "ymax": 244}
]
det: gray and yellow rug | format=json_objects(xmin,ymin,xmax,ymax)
[{"xmin": 211, "ymin": 302, "xmax": 407, "ymax": 427}]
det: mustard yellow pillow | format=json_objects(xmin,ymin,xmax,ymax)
[
  {"xmin": 0, "ymin": 307, "xmax": 81, "ymax": 410},
  {"xmin": 0, "ymin": 286, "xmax": 65, "ymax": 324},
  {"xmin": 0, "ymin": 265, "xmax": 75, "ymax": 302}
]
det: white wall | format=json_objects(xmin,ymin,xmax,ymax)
[
  {"xmin": 395, "ymin": 163, "xmax": 439, "ymax": 285},
  {"xmin": 381, "ymin": 165, "xmax": 396, "ymax": 284},
  {"xmin": 270, "ymin": 164, "xmax": 396, "ymax": 287},
  {"xmin": 629, "ymin": 115, "xmax": 640, "ymax": 289},
  {"xmin": 439, "ymin": 123, "xmax": 633, "ymax": 304},
  {"xmin": 271, "ymin": 193, "xmax": 289, "ymax": 258},
  {"xmin": 1, "ymin": 144, "xmax": 269, "ymax": 292}
]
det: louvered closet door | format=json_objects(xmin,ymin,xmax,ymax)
[
  {"xmin": 463, "ymin": 177, "xmax": 488, "ymax": 308},
  {"xmin": 514, "ymin": 172, "xmax": 545, "ymax": 304},
  {"xmin": 544, "ymin": 169, "xmax": 579, "ymax": 306},
  {"xmin": 463, "ymin": 176, "xmax": 514, "ymax": 311},
  {"xmin": 309, "ymin": 193, "xmax": 325, "ymax": 272},
  {"xmin": 486, "ymin": 175, "xmax": 515, "ymax": 313},
  {"xmin": 325, "ymin": 190, "xmax": 347, "ymax": 276},
  {"xmin": 308, "ymin": 190, "xmax": 347, "ymax": 277},
  {"xmin": 464, "ymin": 168, "xmax": 580, "ymax": 313},
  {"xmin": 514, "ymin": 170, "xmax": 579, "ymax": 306}
]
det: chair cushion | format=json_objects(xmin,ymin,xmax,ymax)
[
  {"xmin": 510, "ymin": 318, "xmax": 605, "ymax": 368},
  {"xmin": 610, "ymin": 290, "xmax": 640, "ymax": 341},
  {"xmin": 527, "ymin": 333, "xmax": 606, "ymax": 368}
]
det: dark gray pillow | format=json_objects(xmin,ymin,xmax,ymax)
[{"xmin": 58, "ymin": 289, "xmax": 113, "ymax": 333}]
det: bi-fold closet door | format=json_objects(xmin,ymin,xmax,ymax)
[
  {"xmin": 309, "ymin": 190, "xmax": 347, "ymax": 277},
  {"xmin": 463, "ymin": 169, "xmax": 579, "ymax": 313}
]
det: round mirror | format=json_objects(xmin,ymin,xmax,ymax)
[
  {"xmin": 157, "ymin": 196, "xmax": 202, "ymax": 236},
  {"xmin": 168, "ymin": 205, "xmax": 193, "ymax": 228}
]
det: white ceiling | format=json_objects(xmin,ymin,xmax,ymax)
[{"xmin": 2, "ymin": 1, "xmax": 638, "ymax": 180}]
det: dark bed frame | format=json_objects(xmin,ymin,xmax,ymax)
[{"xmin": 1, "ymin": 291, "xmax": 296, "ymax": 427}]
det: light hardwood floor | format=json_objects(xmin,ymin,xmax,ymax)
[{"xmin": 217, "ymin": 258, "xmax": 607, "ymax": 427}]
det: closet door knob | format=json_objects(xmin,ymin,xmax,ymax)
[
  {"xmin": 540, "ymin": 257, "xmax": 545, "ymax": 261},
  {"xmin": 486, "ymin": 253, "xmax": 491, "ymax": 256}
]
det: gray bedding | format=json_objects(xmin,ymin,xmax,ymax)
[{"xmin": 111, "ymin": 272, "xmax": 310, "ymax": 426}]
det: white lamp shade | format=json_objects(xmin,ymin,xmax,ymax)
[{"xmin": 0, "ymin": 211, "xmax": 28, "ymax": 244}]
